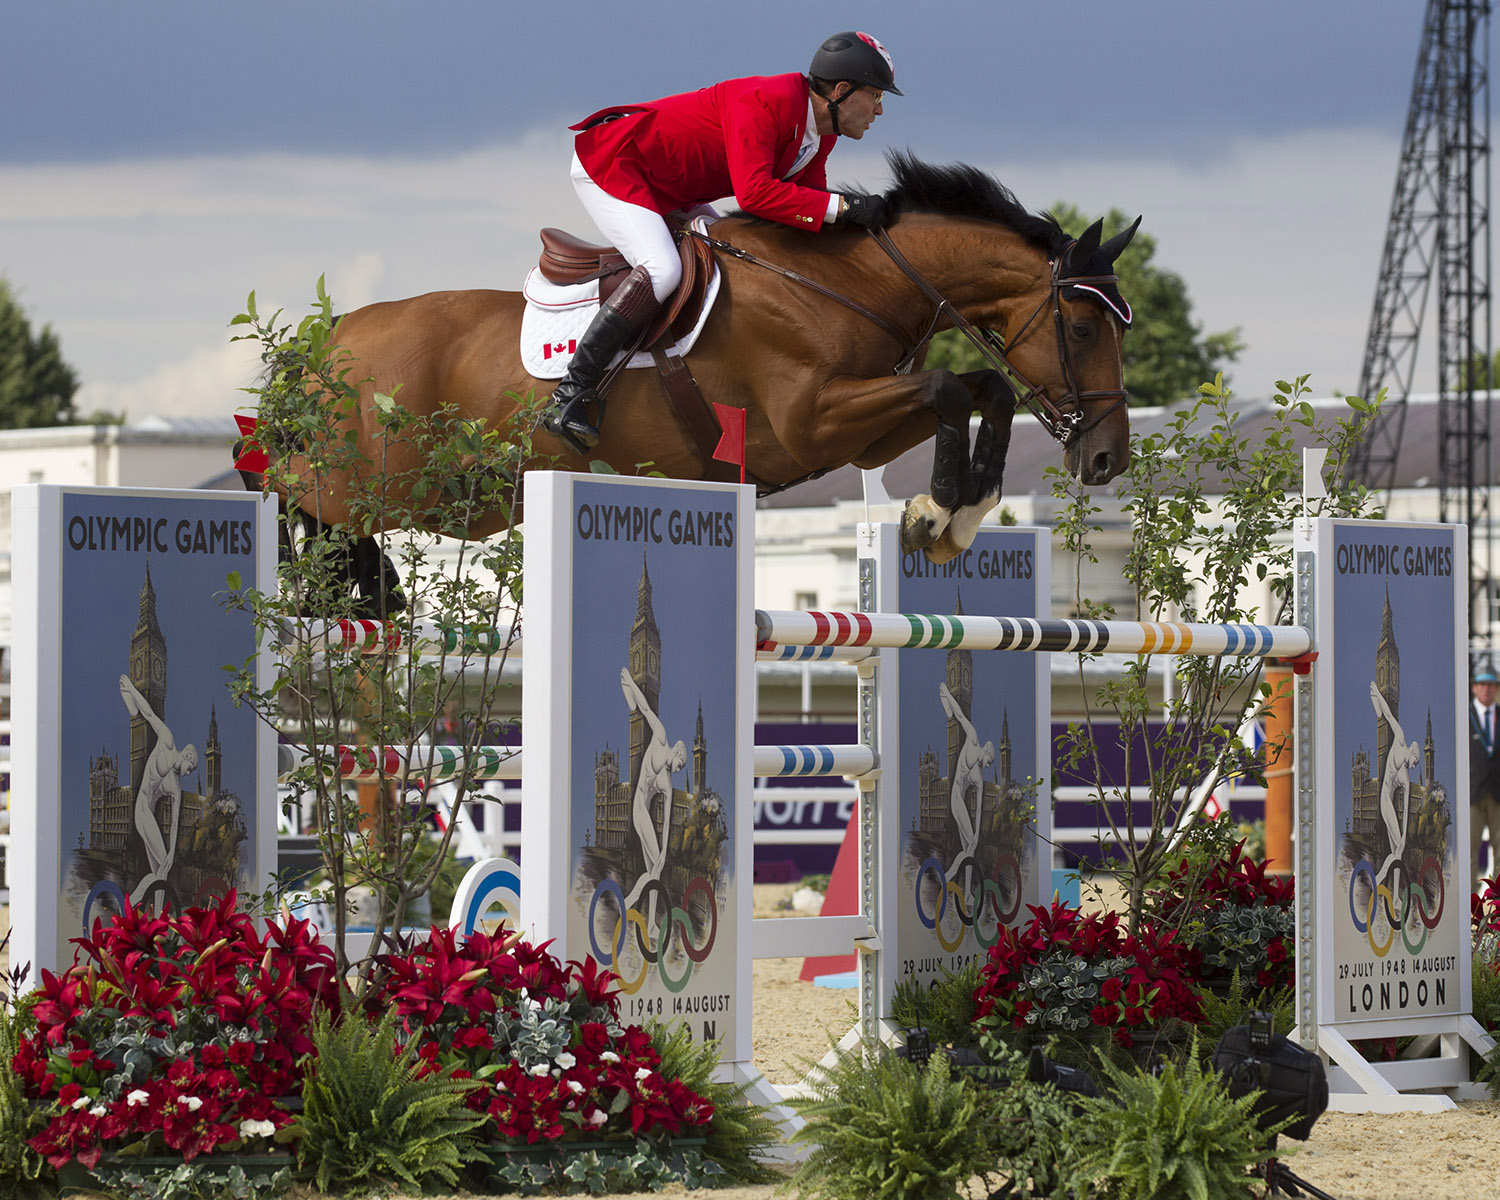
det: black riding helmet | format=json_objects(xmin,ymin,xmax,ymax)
[{"xmin": 810, "ymin": 31, "xmax": 903, "ymax": 95}]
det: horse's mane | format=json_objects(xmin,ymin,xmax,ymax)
[{"xmin": 880, "ymin": 150, "xmax": 1066, "ymax": 255}]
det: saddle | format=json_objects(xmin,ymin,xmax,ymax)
[
  {"xmin": 537, "ymin": 225, "xmax": 715, "ymax": 347},
  {"xmin": 536, "ymin": 225, "xmax": 741, "ymax": 482}
]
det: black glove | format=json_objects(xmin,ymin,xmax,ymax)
[{"xmin": 841, "ymin": 192, "xmax": 887, "ymax": 230}]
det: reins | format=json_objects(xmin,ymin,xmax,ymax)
[
  {"xmin": 685, "ymin": 229, "xmax": 916, "ymax": 358},
  {"xmin": 686, "ymin": 223, "xmax": 1130, "ymax": 446}
]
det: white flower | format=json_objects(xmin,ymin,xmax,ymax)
[
  {"xmin": 600, "ymin": 1050, "xmax": 620, "ymax": 1063},
  {"xmin": 566, "ymin": 1080, "xmax": 584, "ymax": 1094},
  {"xmin": 126, "ymin": 1089, "xmax": 150, "ymax": 1108},
  {"xmin": 529, "ymin": 1063, "xmax": 551, "ymax": 1077},
  {"xmin": 71, "ymin": 1096, "xmax": 90, "ymax": 1110},
  {"xmin": 495, "ymin": 1080, "xmax": 508, "ymax": 1093},
  {"xmin": 178, "ymin": 1095, "xmax": 203, "ymax": 1112},
  {"xmin": 238, "ymin": 1118, "xmax": 276, "ymax": 1139},
  {"xmin": 586, "ymin": 1108, "xmax": 608, "ymax": 1127},
  {"xmin": 88, "ymin": 1105, "xmax": 106, "ymax": 1117},
  {"xmin": 635, "ymin": 1067, "xmax": 652, "ymax": 1081},
  {"xmin": 555, "ymin": 1052, "xmax": 576, "ymax": 1070}
]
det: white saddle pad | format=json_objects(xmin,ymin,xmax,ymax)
[{"xmin": 519, "ymin": 219, "xmax": 722, "ymax": 379}]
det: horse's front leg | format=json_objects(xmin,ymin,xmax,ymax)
[
  {"xmin": 926, "ymin": 370, "xmax": 1019, "ymax": 564},
  {"xmin": 783, "ymin": 371, "xmax": 976, "ymax": 557},
  {"xmin": 889, "ymin": 369, "xmax": 986, "ymax": 557}
]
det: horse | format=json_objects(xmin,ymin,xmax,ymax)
[{"xmin": 258, "ymin": 152, "xmax": 1139, "ymax": 611}]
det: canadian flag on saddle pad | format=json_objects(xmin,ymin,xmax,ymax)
[{"xmin": 518, "ymin": 218, "xmax": 723, "ymax": 379}]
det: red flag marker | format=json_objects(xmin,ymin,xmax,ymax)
[
  {"xmin": 233, "ymin": 414, "xmax": 269, "ymax": 473},
  {"xmin": 711, "ymin": 402, "xmax": 747, "ymax": 484}
]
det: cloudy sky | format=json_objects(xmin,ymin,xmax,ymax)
[{"xmin": 0, "ymin": 1, "xmax": 1463, "ymax": 422}]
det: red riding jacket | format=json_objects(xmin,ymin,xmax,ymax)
[{"xmin": 571, "ymin": 72, "xmax": 837, "ymax": 231}]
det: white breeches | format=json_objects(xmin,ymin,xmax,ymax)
[{"xmin": 571, "ymin": 153, "xmax": 682, "ymax": 303}]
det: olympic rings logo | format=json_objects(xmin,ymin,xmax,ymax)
[
  {"xmin": 914, "ymin": 853, "xmax": 1022, "ymax": 952},
  {"xmin": 1347, "ymin": 856, "xmax": 1444, "ymax": 957},
  {"xmin": 588, "ymin": 875, "xmax": 717, "ymax": 995}
]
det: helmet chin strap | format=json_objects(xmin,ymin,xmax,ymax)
[{"xmin": 823, "ymin": 83, "xmax": 850, "ymax": 137}]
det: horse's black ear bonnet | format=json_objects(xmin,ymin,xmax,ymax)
[{"xmin": 1061, "ymin": 217, "xmax": 1141, "ymax": 328}]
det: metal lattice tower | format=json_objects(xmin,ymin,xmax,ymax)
[{"xmin": 1350, "ymin": 0, "xmax": 1493, "ymax": 640}]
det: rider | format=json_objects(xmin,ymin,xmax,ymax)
[{"xmin": 542, "ymin": 32, "xmax": 903, "ymax": 457}]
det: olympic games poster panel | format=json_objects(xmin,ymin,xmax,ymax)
[
  {"xmin": 52, "ymin": 488, "xmax": 273, "ymax": 973},
  {"xmin": 565, "ymin": 478, "xmax": 746, "ymax": 1050},
  {"xmin": 1326, "ymin": 521, "xmax": 1463, "ymax": 1024},
  {"xmin": 878, "ymin": 524, "xmax": 1047, "ymax": 991}
]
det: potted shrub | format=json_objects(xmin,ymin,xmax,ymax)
[
  {"xmin": 971, "ymin": 900, "xmax": 1204, "ymax": 1064},
  {"xmin": 12, "ymin": 892, "xmax": 337, "ymax": 1189}
]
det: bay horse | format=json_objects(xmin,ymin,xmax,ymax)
[{"xmin": 264, "ymin": 153, "xmax": 1138, "ymax": 610}]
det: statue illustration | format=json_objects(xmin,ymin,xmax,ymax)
[
  {"xmin": 939, "ymin": 681, "xmax": 995, "ymax": 883},
  {"xmin": 619, "ymin": 668, "xmax": 687, "ymax": 925},
  {"xmin": 120, "ymin": 674, "xmax": 198, "ymax": 904},
  {"xmin": 1370, "ymin": 678, "xmax": 1423, "ymax": 887}
]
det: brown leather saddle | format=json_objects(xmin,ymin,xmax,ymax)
[
  {"xmin": 537, "ymin": 226, "xmax": 715, "ymax": 347},
  {"xmin": 536, "ymin": 226, "xmax": 744, "ymax": 481}
]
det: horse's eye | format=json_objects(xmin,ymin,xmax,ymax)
[{"xmin": 1070, "ymin": 321, "xmax": 1093, "ymax": 339}]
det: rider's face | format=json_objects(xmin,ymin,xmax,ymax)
[{"xmin": 834, "ymin": 83, "xmax": 884, "ymax": 139}]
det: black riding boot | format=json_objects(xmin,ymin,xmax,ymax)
[{"xmin": 543, "ymin": 265, "xmax": 659, "ymax": 456}]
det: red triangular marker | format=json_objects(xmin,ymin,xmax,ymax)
[
  {"xmin": 711, "ymin": 402, "xmax": 746, "ymax": 484},
  {"xmin": 800, "ymin": 806, "xmax": 860, "ymax": 980}
]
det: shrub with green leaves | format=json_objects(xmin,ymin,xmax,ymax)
[
  {"xmin": 0, "ymin": 963, "xmax": 49, "ymax": 1199},
  {"xmin": 970, "ymin": 1033, "xmax": 1076, "ymax": 1197},
  {"xmin": 647, "ymin": 1020, "xmax": 781, "ymax": 1185},
  {"xmin": 1066, "ymin": 1042, "xmax": 1272, "ymax": 1200},
  {"xmin": 787, "ymin": 1041, "xmax": 1003, "ymax": 1200},
  {"xmin": 288, "ymin": 1004, "xmax": 489, "ymax": 1193}
]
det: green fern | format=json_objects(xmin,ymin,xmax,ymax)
[
  {"xmin": 1194, "ymin": 972, "xmax": 1295, "ymax": 1070},
  {"xmin": 1066, "ymin": 1040, "xmax": 1272, "ymax": 1200},
  {"xmin": 0, "ymin": 979, "xmax": 48, "ymax": 1200},
  {"xmin": 288, "ymin": 1004, "xmax": 488, "ymax": 1193},
  {"xmin": 646, "ymin": 1020, "xmax": 782, "ymax": 1184},
  {"xmin": 787, "ymin": 1040, "xmax": 1000, "ymax": 1200},
  {"xmin": 890, "ymin": 959, "xmax": 983, "ymax": 1051}
]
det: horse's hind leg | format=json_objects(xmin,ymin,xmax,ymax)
[
  {"xmin": 925, "ymin": 371, "xmax": 1018, "ymax": 564},
  {"xmin": 351, "ymin": 537, "xmax": 407, "ymax": 618}
]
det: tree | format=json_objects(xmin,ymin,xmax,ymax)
[
  {"xmin": 229, "ymin": 279, "xmax": 530, "ymax": 983},
  {"xmin": 1053, "ymin": 375, "xmax": 1379, "ymax": 930},
  {"xmin": 0, "ymin": 277, "xmax": 80, "ymax": 427},
  {"xmin": 923, "ymin": 204, "xmax": 1244, "ymax": 408}
]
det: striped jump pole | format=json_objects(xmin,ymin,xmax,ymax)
[
  {"xmin": 292, "ymin": 620, "xmax": 877, "ymax": 665},
  {"xmin": 755, "ymin": 609, "xmax": 1313, "ymax": 659},
  {"xmin": 277, "ymin": 743, "xmax": 521, "ymax": 783},
  {"xmin": 283, "ymin": 618, "xmax": 517, "ymax": 658},
  {"xmin": 279, "ymin": 742, "xmax": 873, "ymax": 784}
]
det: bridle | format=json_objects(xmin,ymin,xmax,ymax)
[
  {"xmin": 684, "ymin": 223, "xmax": 1129, "ymax": 447},
  {"xmin": 867, "ymin": 226, "xmax": 1130, "ymax": 446}
]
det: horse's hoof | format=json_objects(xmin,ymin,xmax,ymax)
[
  {"xmin": 900, "ymin": 496, "xmax": 946, "ymax": 554},
  {"xmin": 900, "ymin": 511, "xmax": 937, "ymax": 554}
]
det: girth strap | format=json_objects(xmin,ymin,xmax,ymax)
[{"xmin": 650, "ymin": 345, "xmax": 750, "ymax": 485}]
